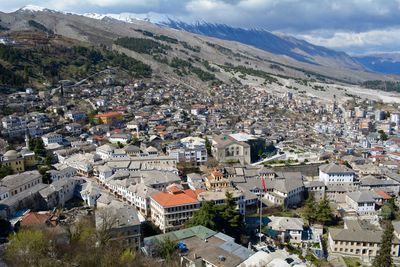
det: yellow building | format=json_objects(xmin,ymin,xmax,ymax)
[
  {"xmin": 205, "ymin": 169, "xmax": 230, "ymax": 190},
  {"xmin": 94, "ymin": 111, "xmax": 123, "ymax": 125},
  {"xmin": 1, "ymin": 149, "xmax": 36, "ymax": 173}
]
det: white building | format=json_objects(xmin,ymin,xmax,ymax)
[
  {"xmin": 167, "ymin": 137, "xmax": 208, "ymax": 165},
  {"xmin": 126, "ymin": 183, "xmax": 157, "ymax": 217},
  {"xmin": 42, "ymin": 133, "xmax": 63, "ymax": 146},
  {"xmin": 345, "ymin": 191, "xmax": 381, "ymax": 215},
  {"xmin": 108, "ymin": 133, "xmax": 131, "ymax": 144},
  {"xmin": 48, "ymin": 167, "xmax": 77, "ymax": 182},
  {"xmin": 150, "ymin": 186, "xmax": 201, "ymax": 232},
  {"xmin": 80, "ymin": 181, "xmax": 101, "ymax": 207},
  {"xmin": 319, "ymin": 163, "xmax": 355, "ymax": 186},
  {"xmin": 267, "ymin": 216, "xmax": 304, "ymax": 243},
  {"xmin": 96, "ymin": 144, "xmax": 115, "ymax": 160}
]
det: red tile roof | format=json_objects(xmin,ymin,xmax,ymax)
[
  {"xmin": 151, "ymin": 189, "xmax": 201, "ymax": 207},
  {"xmin": 20, "ymin": 212, "xmax": 51, "ymax": 226},
  {"xmin": 375, "ymin": 190, "xmax": 392, "ymax": 200},
  {"xmin": 95, "ymin": 111, "xmax": 122, "ymax": 118}
]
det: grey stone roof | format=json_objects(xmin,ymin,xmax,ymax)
[
  {"xmin": 319, "ymin": 163, "xmax": 354, "ymax": 174},
  {"xmin": 127, "ymin": 183, "xmax": 157, "ymax": 198},
  {"xmin": 1, "ymin": 171, "xmax": 41, "ymax": 189},
  {"xmin": 329, "ymin": 228, "xmax": 397, "ymax": 244},
  {"xmin": 212, "ymin": 135, "xmax": 250, "ymax": 148},
  {"xmin": 360, "ymin": 176, "xmax": 399, "ymax": 186},
  {"xmin": 346, "ymin": 191, "xmax": 380, "ymax": 203},
  {"xmin": 268, "ymin": 216, "xmax": 304, "ymax": 231},
  {"xmin": 304, "ymin": 181, "xmax": 325, "ymax": 188},
  {"xmin": 96, "ymin": 200, "xmax": 140, "ymax": 228}
]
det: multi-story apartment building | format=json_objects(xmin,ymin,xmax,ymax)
[
  {"xmin": 319, "ymin": 163, "xmax": 355, "ymax": 186},
  {"xmin": 329, "ymin": 219, "xmax": 400, "ymax": 260},
  {"xmin": 167, "ymin": 136, "xmax": 207, "ymax": 165},
  {"xmin": 345, "ymin": 191, "xmax": 381, "ymax": 215},
  {"xmin": 211, "ymin": 135, "xmax": 251, "ymax": 165},
  {"xmin": 150, "ymin": 186, "xmax": 203, "ymax": 233},
  {"xmin": 96, "ymin": 200, "xmax": 142, "ymax": 250},
  {"xmin": 42, "ymin": 133, "xmax": 63, "ymax": 146},
  {"xmin": 0, "ymin": 171, "xmax": 42, "ymax": 197}
]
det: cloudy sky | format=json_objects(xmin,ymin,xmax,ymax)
[{"xmin": 2, "ymin": 0, "xmax": 400, "ymax": 54}]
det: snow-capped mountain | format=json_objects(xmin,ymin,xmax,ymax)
[
  {"xmin": 77, "ymin": 12, "xmax": 365, "ymax": 71},
  {"xmin": 10, "ymin": 7, "xmax": 400, "ymax": 74},
  {"xmin": 82, "ymin": 12, "xmax": 174, "ymax": 25},
  {"xmin": 162, "ymin": 20, "xmax": 365, "ymax": 71}
]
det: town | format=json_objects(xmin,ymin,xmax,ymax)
[{"xmin": 1, "ymin": 71, "xmax": 400, "ymax": 267}]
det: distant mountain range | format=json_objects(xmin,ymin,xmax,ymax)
[
  {"xmin": 353, "ymin": 53, "xmax": 400, "ymax": 75},
  {"xmin": 162, "ymin": 20, "xmax": 366, "ymax": 71},
  {"xmin": 12, "ymin": 7, "xmax": 400, "ymax": 75}
]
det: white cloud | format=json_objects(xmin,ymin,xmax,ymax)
[{"xmin": 298, "ymin": 28, "xmax": 400, "ymax": 53}]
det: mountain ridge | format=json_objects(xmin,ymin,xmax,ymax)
[{"xmin": 0, "ymin": 6, "xmax": 398, "ymax": 93}]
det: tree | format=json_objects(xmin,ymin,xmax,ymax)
[
  {"xmin": 303, "ymin": 193, "xmax": 317, "ymax": 224},
  {"xmin": 187, "ymin": 201, "xmax": 217, "ymax": 229},
  {"xmin": 373, "ymin": 222, "xmax": 394, "ymax": 267},
  {"xmin": 5, "ymin": 229, "xmax": 50, "ymax": 266},
  {"xmin": 316, "ymin": 196, "xmax": 334, "ymax": 225},
  {"xmin": 44, "ymin": 155, "xmax": 53, "ymax": 166},
  {"xmin": 187, "ymin": 191, "xmax": 244, "ymax": 243},
  {"xmin": 157, "ymin": 237, "xmax": 177, "ymax": 261},
  {"xmin": 204, "ymin": 136, "xmax": 212, "ymax": 156},
  {"xmin": 380, "ymin": 205, "xmax": 394, "ymax": 220},
  {"xmin": 5, "ymin": 143, "xmax": 15, "ymax": 151},
  {"xmin": 218, "ymin": 191, "xmax": 243, "ymax": 241},
  {"xmin": 0, "ymin": 164, "xmax": 14, "ymax": 179},
  {"xmin": 378, "ymin": 130, "xmax": 388, "ymax": 141},
  {"xmin": 381, "ymin": 198, "xmax": 398, "ymax": 220},
  {"xmin": 41, "ymin": 172, "xmax": 52, "ymax": 184}
]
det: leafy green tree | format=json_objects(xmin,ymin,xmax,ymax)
[
  {"xmin": 204, "ymin": 136, "xmax": 212, "ymax": 156},
  {"xmin": 187, "ymin": 201, "xmax": 217, "ymax": 229},
  {"xmin": 41, "ymin": 172, "xmax": 52, "ymax": 184},
  {"xmin": 218, "ymin": 191, "xmax": 244, "ymax": 240},
  {"xmin": 316, "ymin": 196, "xmax": 334, "ymax": 225},
  {"xmin": 157, "ymin": 237, "xmax": 177, "ymax": 262},
  {"xmin": 5, "ymin": 143, "xmax": 15, "ymax": 151},
  {"xmin": 44, "ymin": 155, "xmax": 53, "ymax": 166},
  {"xmin": 303, "ymin": 193, "xmax": 317, "ymax": 224},
  {"xmin": 381, "ymin": 198, "xmax": 398, "ymax": 220},
  {"xmin": 378, "ymin": 130, "xmax": 389, "ymax": 141},
  {"xmin": 5, "ymin": 229, "xmax": 50, "ymax": 266},
  {"xmin": 0, "ymin": 164, "xmax": 14, "ymax": 179},
  {"xmin": 29, "ymin": 138, "xmax": 46, "ymax": 158},
  {"xmin": 380, "ymin": 205, "xmax": 394, "ymax": 220},
  {"xmin": 119, "ymin": 249, "xmax": 137, "ymax": 267},
  {"xmin": 373, "ymin": 222, "xmax": 394, "ymax": 267},
  {"xmin": 187, "ymin": 191, "xmax": 244, "ymax": 242}
]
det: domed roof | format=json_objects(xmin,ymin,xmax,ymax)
[{"xmin": 3, "ymin": 150, "xmax": 20, "ymax": 160}]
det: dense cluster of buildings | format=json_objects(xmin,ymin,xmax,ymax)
[{"xmin": 1, "ymin": 77, "xmax": 400, "ymax": 266}]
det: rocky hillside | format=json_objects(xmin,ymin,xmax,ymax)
[
  {"xmin": 163, "ymin": 20, "xmax": 365, "ymax": 71},
  {"xmin": 0, "ymin": 7, "xmax": 398, "ymax": 92}
]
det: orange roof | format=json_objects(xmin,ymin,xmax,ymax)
[
  {"xmin": 151, "ymin": 189, "xmax": 200, "ymax": 207},
  {"xmin": 155, "ymin": 125, "xmax": 166, "ymax": 130},
  {"xmin": 184, "ymin": 189, "xmax": 206, "ymax": 200},
  {"xmin": 95, "ymin": 111, "xmax": 122, "ymax": 118},
  {"xmin": 375, "ymin": 190, "xmax": 392, "ymax": 200},
  {"xmin": 20, "ymin": 212, "xmax": 51, "ymax": 226}
]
